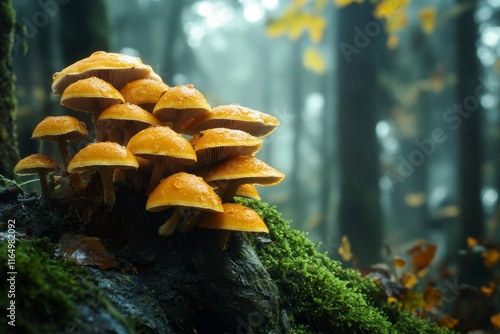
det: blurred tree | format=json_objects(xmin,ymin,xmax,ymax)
[
  {"xmin": 0, "ymin": 0, "xmax": 19, "ymax": 179},
  {"xmin": 456, "ymin": 0, "xmax": 486, "ymax": 285},
  {"xmin": 59, "ymin": 0, "xmax": 109, "ymax": 65},
  {"xmin": 336, "ymin": 1, "xmax": 389, "ymax": 266}
]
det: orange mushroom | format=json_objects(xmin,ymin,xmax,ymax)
[
  {"xmin": 182, "ymin": 104, "xmax": 279, "ymax": 137},
  {"xmin": 198, "ymin": 203, "xmax": 269, "ymax": 250},
  {"xmin": 153, "ymin": 84, "xmax": 211, "ymax": 132},
  {"xmin": 52, "ymin": 51, "xmax": 153, "ymax": 95},
  {"xmin": 31, "ymin": 115, "xmax": 88, "ymax": 168},
  {"xmin": 97, "ymin": 103, "xmax": 161, "ymax": 145},
  {"xmin": 67, "ymin": 142, "xmax": 138, "ymax": 208},
  {"xmin": 186, "ymin": 128, "xmax": 263, "ymax": 172},
  {"xmin": 203, "ymin": 155, "xmax": 284, "ymax": 202},
  {"xmin": 14, "ymin": 154, "xmax": 60, "ymax": 198},
  {"xmin": 60, "ymin": 77, "xmax": 125, "ymax": 141},
  {"xmin": 126, "ymin": 126, "xmax": 197, "ymax": 193},
  {"xmin": 146, "ymin": 172, "xmax": 223, "ymax": 236},
  {"xmin": 120, "ymin": 78, "xmax": 169, "ymax": 112}
]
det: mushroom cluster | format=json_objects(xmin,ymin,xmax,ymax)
[{"xmin": 14, "ymin": 51, "xmax": 284, "ymax": 246}]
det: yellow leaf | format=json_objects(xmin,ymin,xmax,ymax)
[
  {"xmin": 467, "ymin": 236, "xmax": 478, "ymax": 248},
  {"xmin": 420, "ymin": 7, "xmax": 437, "ymax": 34},
  {"xmin": 387, "ymin": 34, "xmax": 399, "ymax": 49},
  {"xmin": 338, "ymin": 235, "xmax": 353, "ymax": 261},
  {"xmin": 401, "ymin": 272, "xmax": 418, "ymax": 289},
  {"xmin": 481, "ymin": 282, "xmax": 496, "ymax": 297},
  {"xmin": 392, "ymin": 256, "xmax": 407, "ymax": 268},
  {"xmin": 385, "ymin": 11, "xmax": 408, "ymax": 34},
  {"xmin": 334, "ymin": 0, "xmax": 363, "ymax": 8},
  {"xmin": 374, "ymin": 0, "xmax": 409, "ymax": 19},
  {"xmin": 406, "ymin": 241, "xmax": 437, "ymax": 271},
  {"xmin": 482, "ymin": 248, "xmax": 500, "ymax": 268},
  {"xmin": 266, "ymin": 10, "xmax": 326, "ymax": 43},
  {"xmin": 304, "ymin": 47, "xmax": 326, "ymax": 75},
  {"xmin": 491, "ymin": 313, "xmax": 500, "ymax": 329}
]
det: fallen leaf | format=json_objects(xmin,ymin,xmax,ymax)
[
  {"xmin": 338, "ymin": 235, "xmax": 353, "ymax": 261},
  {"xmin": 482, "ymin": 248, "xmax": 500, "ymax": 268},
  {"xmin": 467, "ymin": 236, "xmax": 479, "ymax": 248},
  {"xmin": 56, "ymin": 233, "xmax": 120, "ymax": 270},
  {"xmin": 406, "ymin": 241, "xmax": 437, "ymax": 271},
  {"xmin": 374, "ymin": 0, "xmax": 410, "ymax": 19},
  {"xmin": 481, "ymin": 281, "xmax": 496, "ymax": 297},
  {"xmin": 401, "ymin": 272, "xmax": 418, "ymax": 289},
  {"xmin": 423, "ymin": 285, "xmax": 442, "ymax": 311},
  {"xmin": 437, "ymin": 315, "xmax": 459, "ymax": 329},
  {"xmin": 491, "ymin": 313, "xmax": 500, "ymax": 329}
]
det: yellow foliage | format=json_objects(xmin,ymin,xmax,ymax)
[
  {"xmin": 334, "ymin": 0, "xmax": 363, "ymax": 8},
  {"xmin": 266, "ymin": 10, "xmax": 326, "ymax": 43},
  {"xmin": 420, "ymin": 7, "xmax": 437, "ymax": 34},
  {"xmin": 387, "ymin": 34, "xmax": 399, "ymax": 49},
  {"xmin": 338, "ymin": 235, "xmax": 353, "ymax": 261},
  {"xmin": 303, "ymin": 47, "xmax": 326, "ymax": 74},
  {"xmin": 491, "ymin": 313, "xmax": 500, "ymax": 329},
  {"xmin": 374, "ymin": 0, "xmax": 410, "ymax": 19}
]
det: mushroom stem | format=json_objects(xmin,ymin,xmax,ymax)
[
  {"xmin": 68, "ymin": 172, "xmax": 85, "ymax": 190},
  {"xmin": 221, "ymin": 181, "xmax": 239, "ymax": 203},
  {"xmin": 98, "ymin": 169, "xmax": 116, "ymax": 208},
  {"xmin": 148, "ymin": 163, "xmax": 165, "ymax": 194},
  {"xmin": 93, "ymin": 114, "xmax": 105, "ymax": 142},
  {"xmin": 56, "ymin": 139, "xmax": 72, "ymax": 168},
  {"xmin": 158, "ymin": 208, "xmax": 183, "ymax": 236},
  {"xmin": 37, "ymin": 171, "xmax": 50, "ymax": 198}
]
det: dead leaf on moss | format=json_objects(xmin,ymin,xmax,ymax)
[
  {"xmin": 406, "ymin": 241, "xmax": 437, "ymax": 271},
  {"xmin": 56, "ymin": 233, "xmax": 120, "ymax": 270}
]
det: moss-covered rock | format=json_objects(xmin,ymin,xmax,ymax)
[
  {"xmin": 0, "ymin": 237, "xmax": 137, "ymax": 333},
  {"xmin": 240, "ymin": 198, "xmax": 456, "ymax": 334}
]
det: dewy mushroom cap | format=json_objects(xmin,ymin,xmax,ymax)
[
  {"xmin": 126, "ymin": 126, "xmax": 197, "ymax": 164},
  {"xmin": 146, "ymin": 172, "xmax": 223, "ymax": 212},
  {"xmin": 120, "ymin": 78, "xmax": 169, "ymax": 106},
  {"xmin": 14, "ymin": 154, "xmax": 60, "ymax": 175},
  {"xmin": 67, "ymin": 142, "xmax": 139, "ymax": 173},
  {"xmin": 182, "ymin": 103, "xmax": 280, "ymax": 137},
  {"xmin": 203, "ymin": 155, "xmax": 285, "ymax": 186},
  {"xmin": 32, "ymin": 115, "xmax": 88, "ymax": 141},
  {"xmin": 52, "ymin": 51, "xmax": 152, "ymax": 95},
  {"xmin": 198, "ymin": 203, "xmax": 269, "ymax": 233}
]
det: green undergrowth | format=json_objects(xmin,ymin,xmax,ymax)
[
  {"xmin": 239, "ymin": 198, "xmax": 455, "ymax": 334},
  {"xmin": 0, "ymin": 237, "xmax": 132, "ymax": 333}
]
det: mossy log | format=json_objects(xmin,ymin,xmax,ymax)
[{"xmin": 0, "ymin": 177, "xmax": 455, "ymax": 333}]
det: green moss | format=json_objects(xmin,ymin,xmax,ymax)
[
  {"xmin": 240, "ymin": 199, "xmax": 456, "ymax": 334},
  {"xmin": 0, "ymin": 237, "xmax": 135, "ymax": 333}
]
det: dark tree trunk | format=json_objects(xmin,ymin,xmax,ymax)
[
  {"xmin": 456, "ymin": 1, "xmax": 486, "ymax": 285},
  {"xmin": 59, "ymin": 1, "xmax": 110, "ymax": 65},
  {"xmin": 0, "ymin": 0, "xmax": 19, "ymax": 179},
  {"xmin": 336, "ymin": 3, "xmax": 386, "ymax": 266}
]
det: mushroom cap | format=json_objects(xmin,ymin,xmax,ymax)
[
  {"xmin": 119, "ymin": 78, "xmax": 169, "ymax": 110},
  {"xmin": 203, "ymin": 155, "xmax": 285, "ymax": 187},
  {"xmin": 235, "ymin": 184, "xmax": 261, "ymax": 200},
  {"xmin": 146, "ymin": 172, "xmax": 223, "ymax": 213},
  {"xmin": 197, "ymin": 203, "xmax": 269, "ymax": 233},
  {"xmin": 60, "ymin": 77, "xmax": 125, "ymax": 113},
  {"xmin": 97, "ymin": 103, "xmax": 161, "ymax": 129},
  {"xmin": 188, "ymin": 128, "xmax": 263, "ymax": 169},
  {"xmin": 126, "ymin": 126, "xmax": 197, "ymax": 165},
  {"xmin": 52, "ymin": 51, "xmax": 152, "ymax": 95},
  {"xmin": 67, "ymin": 142, "xmax": 138, "ymax": 173},
  {"xmin": 153, "ymin": 84, "xmax": 211, "ymax": 128},
  {"xmin": 14, "ymin": 154, "xmax": 60, "ymax": 175},
  {"xmin": 182, "ymin": 104, "xmax": 279, "ymax": 137},
  {"xmin": 32, "ymin": 115, "xmax": 88, "ymax": 142}
]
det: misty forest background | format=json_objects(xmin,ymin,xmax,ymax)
[{"xmin": 7, "ymin": 0, "xmax": 500, "ymax": 289}]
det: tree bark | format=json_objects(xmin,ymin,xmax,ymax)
[
  {"xmin": 0, "ymin": 0, "xmax": 19, "ymax": 179},
  {"xmin": 336, "ymin": 2, "xmax": 387, "ymax": 266},
  {"xmin": 456, "ymin": 1, "xmax": 486, "ymax": 285}
]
